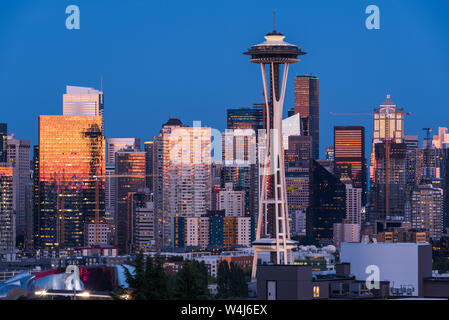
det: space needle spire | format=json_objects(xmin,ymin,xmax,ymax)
[{"xmin": 244, "ymin": 18, "xmax": 306, "ymax": 280}]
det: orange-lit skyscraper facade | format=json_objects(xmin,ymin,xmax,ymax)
[
  {"xmin": 334, "ymin": 126, "xmax": 366, "ymax": 206},
  {"xmin": 38, "ymin": 115, "xmax": 105, "ymax": 249},
  {"xmin": 0, "ymin": 164, "xmax": 14, "ymax": 253},
  {"xmin": 294, "ymin": 75, "xmax": 319, "ymax": 159}
]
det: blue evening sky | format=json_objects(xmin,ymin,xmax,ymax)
[{"xmin": 0, "ymin": 0, "xmax": 448, "ymax": 158}]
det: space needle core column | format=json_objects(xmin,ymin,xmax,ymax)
[{"xmin": 244, "ymin": 25, "xmax": 306, "ymax": 280}]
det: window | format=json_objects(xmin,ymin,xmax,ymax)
[{"xmin": 313, "ymin": 286, "xmax": 320, "ymax": 298}]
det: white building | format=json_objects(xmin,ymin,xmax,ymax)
[
  {"xmin": 340, "ymin": 242, "xmax": 432, "ymax": 297},
  {"xmin": 217, "ymin": 183, "xmax": 245, "ymax": 217},
  {"xmin": 237, "ymin": 217, "xmax": 252, "ymax": 247},
  {"xmin": 282, "ymin": 113, "xmax": 301, "ymax": 150},
  {"xmin": 63, "ymin": 85, "xmax": 104, "ymax": 132},
  {"xmin": 185, "ymin": 217, "xmax": 200, "ymax": 247},
  {"xmin": 86, "ymin": 222, "xmax": 109, "ymax": 246}
]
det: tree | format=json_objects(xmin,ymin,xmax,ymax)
[
  {"xmin": 174, "ymin": 260, "xmax": 209, "ymax": 300},
  {"xmin": 122, "ymin": 253, "xmax": 170, "ymax": 300},
  {"xmin": 216, "ymin": 260, "xmax": 248, "ymax": 299},
  {"xmin": 217, "ymin": 260, "xmax": 231, "ymax": 298},
  {"xmin": 229, "ymin": 262, "xmax": 248, "ymax": 298}
]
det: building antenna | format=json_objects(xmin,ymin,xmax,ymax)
[
  {"xmin": 273, "ymin": 11, "xmax": 276, "ymax": 31},
  {"xmin": 100, "ymin": 76, "xmax": 103, "ymax": 92}
]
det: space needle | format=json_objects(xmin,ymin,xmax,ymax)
[{"xmin": 244, "ymin": 15, "xmax": 306, "ymax": 280}]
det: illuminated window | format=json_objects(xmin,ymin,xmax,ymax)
[{"xmin": 313, "ymin": 286, "xmax": 320, "ymax": 298}]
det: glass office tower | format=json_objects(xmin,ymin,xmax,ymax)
[{"xmin": 37, "ymin": 115, "xmax": 105, "ymax": 249}]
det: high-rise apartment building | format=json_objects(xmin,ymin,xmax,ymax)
[
  {"xmin": 153, "ymin": 119, "xmax": 212, "ymax": 248},
  {"xmin": 37, "ymin": 115, "xmax": 105, "ymax": 249},
  {"xmin": 6, "ymin": 135, "xmax": 31, "ymax": 239},
  {"xmin": 294, "ymin": 75, "xmax": 319, "ymax": 159},
  {"xmin": 411, "ymin": 184, "xmax": 444, "ymax": 241},
  {"xmin": 344, "ymin": 183, "xmax": 362, "ymax": 225},
  {"xmin": 334, "ymin": 126, "xmax": 367, "ymax": 206},
  {"xmin": 217, "ymin": 183, "xmax": 245, "ymax": 217}
]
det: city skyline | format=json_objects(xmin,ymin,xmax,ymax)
[
  {"xmin": 2, "ymin": 1, "xmax": 449, "ymax": 302},
  {"xmin": 0, "ymin": 0, "xmax": 448, "ymax": 158}
]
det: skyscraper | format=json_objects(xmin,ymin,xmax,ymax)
[
  {"xmin": 0, "ymin": 123, "xmax": 7, "ymax": 163},
  {"xmin": 107, "ymin": 138, "xmax": 141, "ymax": 164},
  {"xmin": 0, "ymin": 164, "xmax": 14, "ymax": 253},
  {"xmin": 334, "ymin": 126, "xmax": 367, "ymax": 206},
  {"xmin": 307, "ymin": 160, "xmax": 346, "ymax": 242},
  {"xmin": 372, "ymin": 142, "xmax": 407, "ymax": 220},
  {"xmin": 37, "ymin": 115, "xmax": 105, "ymax": 249},
  {"xmin": 32, "ymin": 145, "xmax": 39, "ymax": 249},
  {"xmin": 63, "ymin": 85, "xmax": 105, "ymax": 133},
  {"xmin": 369, "ymin": 95, "xmax": 407, "ymax": 222},
  {"xmin": 153, "ymin": 118, "xmax": 212, "ymax": 249},
  {"xmin": 105, "ymin": 162, "xmax": 116, "ymax": 242},
  {"xmin": 144, "ymin": 140, "xmax": 154, "ymax": 191},
  {"xmin": 6, "ymin": 135, "xmax": 31, "ymax": 241},
  {"xmin": 370, "ymin": 95, "xmax": 405, "ymax": 186},
  {"xmin": 284, "ymin": 135, "xmax": 312, "ymax": 169},
  {"xmin": 115, "ymin": 150, "xmax": 146, "ymax": 254},
  {"xmin": 294, "ymin": 75, "xmax": 319, "ymax": 159},
  {"xmin": 226, "ymin": 104, "xmax": 263, "ymax": 130}
]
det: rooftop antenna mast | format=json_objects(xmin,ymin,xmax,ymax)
[{"xmin": 273, "ymin": 11, "xmax": 276, "ymax": 31}]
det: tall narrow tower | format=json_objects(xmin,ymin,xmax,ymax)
[{"xmin": 244, "ymin": 22, "xmax": 306, "ymax": 279}]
